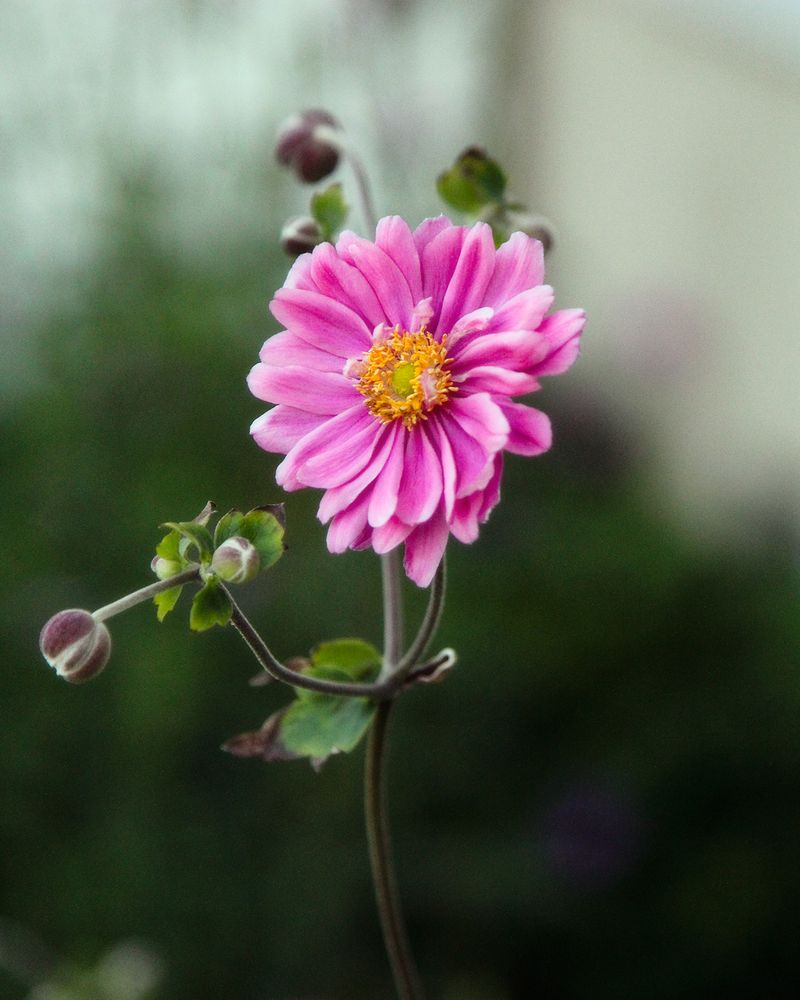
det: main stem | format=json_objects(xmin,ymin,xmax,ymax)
[
  {"xmin": 365, "ymin": 699, "xmax": 423, "ymax": 1000},
  {"xmin": 366, "ymin": 553, "xmax": 423, "ymax": 999}
]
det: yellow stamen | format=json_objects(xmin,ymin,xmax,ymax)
[{"xmin": 356, "ymin": 326, "xmax": 456, "ymax": 428}]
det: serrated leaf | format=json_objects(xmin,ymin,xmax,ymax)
[
  {"xmin": 437, "ymin": 147, "xmax": 507, "ymax": 214},
  {"xmin": 161, "ymin": 521, "xmax": 214, "ymax": 564},
  {"xmin": 310, "ymin": 183, "xmax": 349, "ymax": 240},
  {"xmin": 281, "ymin": 693, "xmax": 376, "ymax": 760},
  {"xmin": 154, "ymin": 585, "xmax": 183, "ymax": 622},
  {"xmin": 214, "ymin": 509, "xmax": 245, "ymax": 548},
  {"xmin": 237, "ymin": 505, "xmax": 286, "ymax": 571},
  {"xmin": 189, "ymin": 579, "xmax": 232, "ymax": 632}
]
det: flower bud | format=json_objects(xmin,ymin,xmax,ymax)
[
  {"xmin": 211, "ymin": 536, "xmax": 260, "ymax": 584},
  {"xmin": 274, "ymin": 109, "xmax": 341, "ymax": 183},
  {"xmin": 151, "ymin": 555, "xmax": 182, "ymax": 580},
  {"xmin": 280, "ymin": 216, "xmax": 324, "ymax": 257},
  {"xmin": 39, "ymin": 609, "xmax": 111, "ymax": 684}
]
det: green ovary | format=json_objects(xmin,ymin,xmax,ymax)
[{"xmin": 390, "ymin": 362, "xmax": 416, "ymax": 399}]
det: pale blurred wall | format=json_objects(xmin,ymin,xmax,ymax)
[{"xmin": 508, "ymin": 0, "xmax": 800, "ymax": 539}]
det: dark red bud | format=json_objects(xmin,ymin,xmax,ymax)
[
  {"xmin": 39, "ymin": 609, "xmax": 111, "ymax": 684},
  {"xmin": 275, "ymin": 109, "xmax": 341, "ymax": 183}
]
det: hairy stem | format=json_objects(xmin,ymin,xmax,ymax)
[
  {"xmin": 365, "ymin": 700, "xmax": 423, "ymax": 1000},
  {"xmin": 92, "ymin": 567, "xmax": 200, "ymax": 622}
]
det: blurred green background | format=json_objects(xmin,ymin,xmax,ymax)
[{"xmin": 3, "ymin": 1, "xmax": 800, "ymax": 998}]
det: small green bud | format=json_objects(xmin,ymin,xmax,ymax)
[
  {"xmin": 211, "ymin": 536, "xmax": 260, "ymax": 584},
  {"xmin": 39, "ymin": 609, "xmax": 111, "ymax": 684},
  {"xmin": 151, "ymin": 555, "xmax": 183, "ymax": 580}
]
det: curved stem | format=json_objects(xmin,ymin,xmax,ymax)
[
  {"xmin": 394, "ymin": 556, "xmax": 446, "ymax": 683},
  {"xmin": 365, "ymin": 700, "xmax": 423, "ymax": 1000},
  {"xmin": 225, "ymin": 588, "xmax": 398, "ymax": 699},
  {"xmin": 92, "ymin": 567, "xmax": 200, "ymax": 622}
]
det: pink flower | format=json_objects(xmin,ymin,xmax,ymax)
[{"xmin": 248, "ymin": 217, "xmax": 584, "ymax": 586}]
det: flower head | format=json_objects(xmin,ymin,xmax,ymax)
[{"xmin": 248, "ymin": 216, "xmax": 584, "ymax": 586}]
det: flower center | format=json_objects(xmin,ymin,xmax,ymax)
[{"xmin": 356, "ymin": 326, "xmax": 456, "ymax": 428}]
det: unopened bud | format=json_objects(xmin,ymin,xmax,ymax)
[
  {"xmin": 275, "ymin": 109, "xmax": 341, "ymax": 183},
  {"xmin": 151, "ymin": 555, "xmax": 182, "ymax": 580},
  {"xmin": 39, "ymin": 609, "xmax": 111, "ymax": 684},
  {"xmin": 211, "ymin": 536, "xmax": 260, "ymax": 584},
  {"xmin": 281, "ymin": 216, "xmax": 324, "ymax": 257}
]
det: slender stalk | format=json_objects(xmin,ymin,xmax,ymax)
[
  {"xmin": 341, "ymin": 142, "xmax": 378, "ymax": 234},
  {"xmin": 224, "ymin": 588, "xmax": 396, "ymax": 699},
  {"xmin": 381, "ymin": 549, "xmax": 405, "ymax": 671},
  {"xmin": 365, "ymin": 700, "xmax": 423, "ymax": 1000},
  {"xmin": 92, "ymin": 567, "xmax": 200, "ymax": 622},
  {"xmin": 394, "ymin": 556, "xmax": 446, "ymax": 683}
]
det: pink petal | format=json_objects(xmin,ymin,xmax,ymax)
[
  {"xmin": 270, "ymin": 288, "xmax": 371, "ymax": 358},
  {"xmin": 308, "ymin": 242, "xmax": 385, "ymax": 328},
  {"xmin": 432, "ymin": 420, "xmax": 456, "ymax": 518},
  {"xmin": 337, "ymin": 233, "xmax": 415, "ymax": 330},
  {"xmin": 454, "ymin": 366, "xmax": 539, "ymax": 396},
  {"xmin": 447, "ymin": 393, "xmax": 510, "ymax": 456},
  {"xmin": 403, "ymin": 508, "xmax": 450, "ymax": 587},
  {"xmin": 317, "ymin": 422, "xmax": 397, "ymax": 523},
  {"xmin": 486, "ymin": 285, "xmax": 554, "ymax": 334},
  {"xmin": 250, "ymin": 405, "xmax": 327, "ymax": 453},
  {"xmin": 276, "ymin": 405, "xmax": 373, "ymax": 489},
  {"xmin": 450, "ymin": 329, "xmax": 550, "ymax": 375},
  {"xmin": 478, "ymin": 455, "xmax": 503, "ymax": 519},
  {"xmin": 367, "ymin": 424, "xmax": 406, "ymax": 527},
  {"xmin": 436, "ymin": 409, "xmax": 493, "ymax": 499},
  {"xmin": 297, "ymin": 416, "xmax": 383, "ymax": 488},
  {"xmin": 283, "ymin": 253, "xmax": 316, "ymax": 291},
  {"xmin": 437, "ymin": 223, "xmax": 496, "ymax": 334},
  {"xmin": 530, "ymin": 309, "xmax": 586, "ymax": 376},
  {"xmin": 372, "ymin": 516, "xmax": 414, "ymax": 554},
  {"xmin": 413, "ymin": 216, "xmax": 452, "ymax": 258},
  {"xmin": 326, "ymin": 488, "xmax": 373, "ymax": 553},
  {"xmin": 247, "ymin": 364, "xmax": 358, "ymax": 414},
  {"xmin": 450, "ymin": 491, "xmax": 483, "ymax": 544},
  {"xmin": 482, "ymin": 232, "xmax": 544, "ymax": 308},
  {"xmin": 421, "ymin": 225, "xmax": 467, "ymax": 331},
  {"xmin": 497, "ymin": 402, "xmax": 553, "ymax": 455},
  {"xmin": 375, "ymin": 216, "xmax": 423, "ymax": 304},
  {"xmin": 395, "ymin": 424, "xmax": 443, "ymax": 525},
  {"xmin": 258, "ymin": 331, "xmax": 343, "ymax": 372}
]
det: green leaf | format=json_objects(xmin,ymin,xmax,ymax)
[
  {"xmin": 155, "ymin": 528, "xmax": 182, "ymax": 563},
  {"xmin": 237, "ymin": 505, "xmax": 286, "ymax": 571},
  {"xmin": 154, "ymin": 585, "xmax": 183, "ymax": 622},
  {"xmin": 310, "ymin": 183, "xmax": 349, "ymax": 240},
  {"xmin": 189, "ymin": 579, "xmax": 232, "ymax": 632},
  {"xmin": 281, "ymin": 692, "xmax": 376, "ymax": 759},
  {"xmin": 213, "ymin": 509, "xmax": 244, "ymax": 548},
  {"xmin": 436, "ymin": 147, "xmax": 507, "ymax": 214},
  {"xmin": 161, "ymin": 521, "xmax": 214, "ymax": 564},
  {"xmin": 309, "ymin": 638, "xmax": 381, "ymax": 681}
]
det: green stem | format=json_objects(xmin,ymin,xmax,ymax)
[
  {"xmin": 381, "ymin": 550, "xmax": 405, "ymax": 671},
  {"xmin": 365, "ymin": 699, "xmax": 424, "ymax": 1000}
]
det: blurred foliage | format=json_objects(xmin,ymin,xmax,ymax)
[{"xmin": 2, "ymin": 171, "xmax": 800, "ymax": 1000}]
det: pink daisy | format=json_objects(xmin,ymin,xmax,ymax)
[{"xmin": 248, "ymin": 216, "xmax": 585, "ymax": 587}]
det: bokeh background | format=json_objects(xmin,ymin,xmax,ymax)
[{"xmin": 3, "ymin": 1, "xmax": 800, "ymax": 997}]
